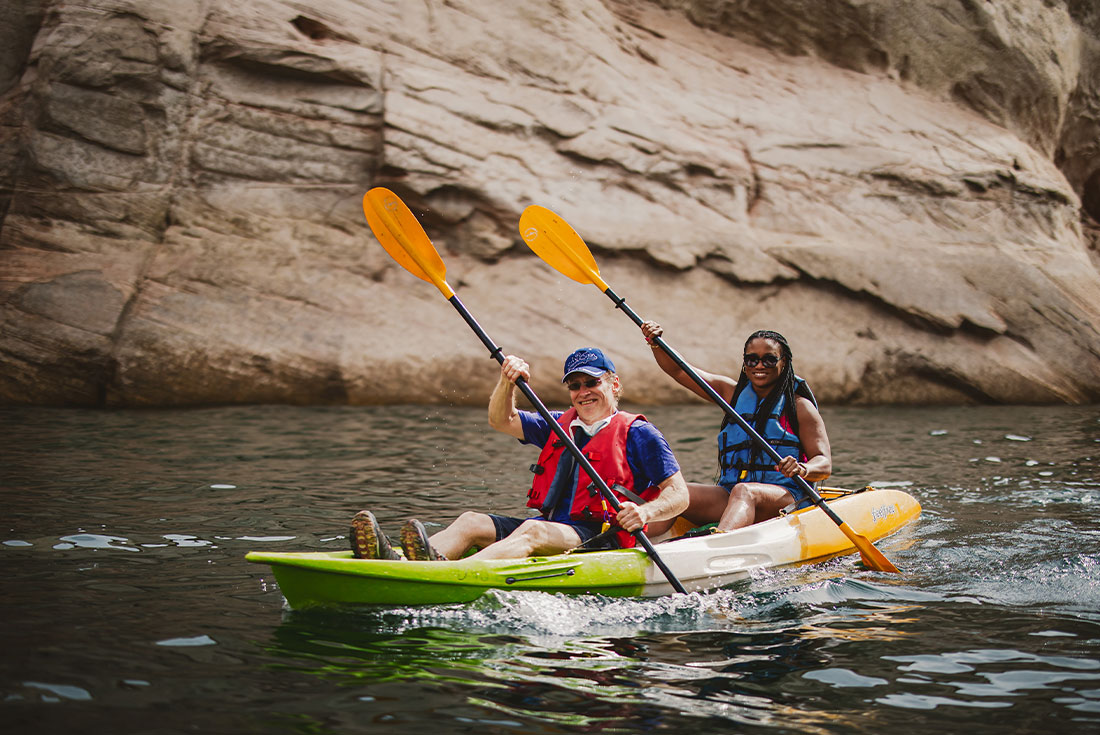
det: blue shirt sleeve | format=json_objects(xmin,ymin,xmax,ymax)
[
  {"xmin": 517, "ymin": 410, "xmax": 563, "ymax": 447},
  {"xmin": 625, "ymin": 420, "xmax": 680, "ymax": 491}
]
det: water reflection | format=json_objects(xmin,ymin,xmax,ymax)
[
  {"xmin": 257, "ymin": 538, "xmax": 1100, "ymax": 731},
  {"xmin": 259, "ymin": 573, "xmax": 1013, "ymax": 730},
  {"xmin": 54, "ymin": 533, "xmax": 141, "ymax": 552}
]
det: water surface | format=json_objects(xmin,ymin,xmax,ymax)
[{"xmin": 2, "ymin": 403, "xmax": 1098, "ymax": 733}]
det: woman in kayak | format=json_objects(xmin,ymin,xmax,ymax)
[
  {"xmin": 350, "ymin": 347, "xmax": 690, "ymax": 561},
  {"xmin": 640, "ymin": 322, "xmax": 832, "ymax": 533}
]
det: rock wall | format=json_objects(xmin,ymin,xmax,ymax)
[{"xmin": 1, "ymin": 0, "xmax": 1098, "ymax": 408}]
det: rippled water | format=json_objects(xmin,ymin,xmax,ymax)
[{"xmin": 2, "ymin": 403, "xmax": 1098, "ymax": 733}]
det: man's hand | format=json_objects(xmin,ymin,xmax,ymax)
[
  {"xmin": 500, "ymin": 355, "xmax": 530, "ymax": 384},
  {"xmin": 614, "ymin": 501, "xmax": 648, "ymax": 533}
]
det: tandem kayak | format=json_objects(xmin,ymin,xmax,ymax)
[{"xmin": 247, "ymin": 486, "xmax": 920, "ymax": 608}]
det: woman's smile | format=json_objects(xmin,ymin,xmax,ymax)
[{"xmin": 744, "ymin": 337, "xmax": 784, "ymax": 393}]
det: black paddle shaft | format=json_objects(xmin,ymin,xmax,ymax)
[
  {"xmin": 603, "ymin": 287, "xmax": 848, "ymax": 525},
  {"xmin": 445, "ymin": 295, "xmax": 687, "ymax": 594}
]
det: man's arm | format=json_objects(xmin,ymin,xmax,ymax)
[
  {"xmin": 487, "ymin": 355, "xmax": 529, "ymax": 440},
  {"xmin": 615, "ymin": 471, "xmax": 689, "ymax": 532}
]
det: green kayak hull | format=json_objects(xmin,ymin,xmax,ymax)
[
  {"xmin": 247, "ymin": 486, "xmax": 920, "ymax": 608},
  {"xmin": 250, "ymin": 550, "xmax": 651, "ymax": 607}
]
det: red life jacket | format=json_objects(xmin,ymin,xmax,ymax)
[{"xmin": 526, "ymin": 408, "xmax": 661, "ymax": 548}]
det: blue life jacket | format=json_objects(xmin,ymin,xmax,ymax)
[{"xmin": 717, "ymin": 377, "xmax": 813, "ymax": 490}]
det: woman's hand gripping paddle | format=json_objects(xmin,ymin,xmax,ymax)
[
  {"xmin": 518, "ymin": 205, "xmax": 900, "ymax": 573},
  {"xmin": 361, "ymin": 189, "xmax": 688, "ymax": 593}
]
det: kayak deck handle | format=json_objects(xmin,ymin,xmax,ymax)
[{"xmin": 505, "ymin": 568, "xmax": 576, "ymax": 585}]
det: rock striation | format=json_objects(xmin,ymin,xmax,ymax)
[{"xmin": 1, "ymin": 0, "xmax": 1098, "ymax": 407}]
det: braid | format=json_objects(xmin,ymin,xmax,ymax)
[{"xmin": 723, "ymin": 330, "xmax": 800, "ymax": 470}]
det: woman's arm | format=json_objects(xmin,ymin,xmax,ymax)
[
  {"xmin": 640, "ymin": 320, "xmax": 738, "ymax": 404},
  {"xmin": 775, "ymin": 396, "xmax": 832, "ymax": 482}
]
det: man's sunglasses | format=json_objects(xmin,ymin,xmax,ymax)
[
  {"xmin": 743, "ymin": 354, "xmax": 781, "ymax": 368},
  {"xmin": 566, "ymin": 377, "xmax": 603, "ymax": 391}
]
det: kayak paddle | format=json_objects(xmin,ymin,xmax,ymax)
[
  {"xmin": 362, "ymin": 188, "xmax": 688, "ymax": 593},
  {"xmin": 518, "ymin": 204, "xmax": 900, "ymax": 573}
]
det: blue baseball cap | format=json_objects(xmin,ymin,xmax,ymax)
[{"xmin": 562, "ymin": 348, "xmax": 616, "ymax": 382}]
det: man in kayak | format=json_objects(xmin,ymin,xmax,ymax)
[
  {"xmin": 350, "ymin": 347, "xmax": 690, "ymax": 561},
  {"xmin": 639, "ymin": 322, "xmax": 832, "ymax": 534}
]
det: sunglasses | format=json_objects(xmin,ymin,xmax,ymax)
[
  {"xmin": 566, "ymin": 377, "xmax": 603, "ymax": 391},
  {"xmin": 743, "ymin": 353, "xmax": 781, "ymax": 369}
]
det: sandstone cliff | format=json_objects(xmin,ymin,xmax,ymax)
[{"xmin": 1, "ymin": 0, "xmax": 1098, "ymax": 407}]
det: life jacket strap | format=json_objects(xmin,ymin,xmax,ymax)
[{"xmin": 611, "ymin": 483, "xmax": 646, "ymax": 505}]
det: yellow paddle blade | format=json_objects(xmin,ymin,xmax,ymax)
[
  {"xmin": 362, "ymin": 188, "xmax": 454, "ymax": 298},
  {"xmin": 519, "ymin": 205, "xmax": 608, "ymax": 291},
  {"xmin": 839, "ymin": 522, "xmax": 900, "ymax": 573}
]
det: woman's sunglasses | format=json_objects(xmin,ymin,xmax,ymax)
[
  {"xmin": 743, "ymin": 353, "xmax": 781, "ymax": 369},
  {"xmin": 566, "ymin": 377, "xmax": 603, "ymax": 391}
]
